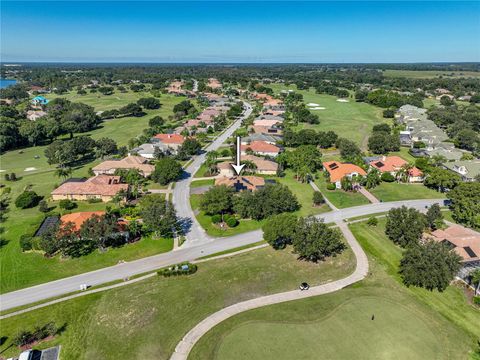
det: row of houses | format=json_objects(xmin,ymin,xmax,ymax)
[
  {"xmin": 166, "ymin": 80, "xmax": 195, "ymax": 97},
  {"xmin": 396, "ymin": 104, "xmax": 478, "ymax": 181}
]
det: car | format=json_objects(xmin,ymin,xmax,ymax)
[{"xmin": 299, "ymin": 282, "xmax": 310, "ymax": 291}]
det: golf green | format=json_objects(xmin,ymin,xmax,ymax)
[{"xmin": 213, "ymin": 296, "xmax": 446, "ymax": 360}]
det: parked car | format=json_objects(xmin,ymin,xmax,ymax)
[{"xmin": 299, "ymin": 282, "xmax": 310, "ymax": 291}]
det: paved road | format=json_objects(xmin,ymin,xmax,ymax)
[
  {"xmin": 170, "ymin": 221, "xmax": 369, "ymax": 360},
  {"xmin": 172, "ymin": 102, "xmax": 252, "ymax": 247},
  {"xmin": 0, "ymin": 198, "xmax": 442, "ymax": 311}
]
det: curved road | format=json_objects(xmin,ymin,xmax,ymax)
[{"xmin": 170, "ymin": 221, "xmax": 368, "ymax": 360}]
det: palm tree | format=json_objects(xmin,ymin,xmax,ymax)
[
  {"xmin": 471, "ymin": 269, "xmax": 480, "ymax": 295},
  {"xmin": 205, "ymin": 150, "xmax": 219, "ymax": 176},
  {"xmin": 396, "ymin": 163, "xmax": 413, "ymax": 183},
  {"xmin": 241, "ymin": 160, "xmax": 257, "ymax": 175},
  {"xmin": 430, "ymin": 154, "xmax": 447, "ymax": 167},
  {"xmin": 54, "ymin": 167, "xmax": 72, "ymax": 181}
]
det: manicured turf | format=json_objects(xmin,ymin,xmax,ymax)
[
  {"xmin": 190, "ymin": 179, "xmax": 215, "ymax": 188},
  {"xmin": 0, "ymin": 94, "xmax": 184, "ymax": 293},
  {"xmin": 315, "ymin": 173, "xmax": 370, "ymax": 209},
  {"xmin": 369, "ymin": 182, "xmax": 445, "ymax": 202},
  {"xmin": 0, "ymin": 245, "xmax": 355, "ymax": 359},
  {"xmin": 269, "ymin": 84, "xmax": 386, "ymax": 148},
  {"xmin": 189, "ymin": 218, "xmax": 479, "ymax": 360}
]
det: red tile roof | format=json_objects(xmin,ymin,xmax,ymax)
[
  {"xmin": 323, "ymin": 161, "xmax": 366, "ymax": 182},
  {"xmin": 428, "ymin": 225, "xmax": 480, "ymax": 262},
  {"xmin": 370, "ymin": 156, "xmax": 422, "ymax": 177},
  {"xmin": 51, "ymin": 175, "xmax": 128, "ymax": 197},
  {"xmin": 215, "ymin": 176, "xmax": 265, "ymax": 191},
  {"xmin": 154, "ymin": 133, "xmax": 185, "ymax": 144},
  {"xmin": 241, "ymin": 141, "xmax": 280, "ymax": 154},
  {"xmin": 60, "ymin": 211, "xmax": 105, "ymax": 231}
]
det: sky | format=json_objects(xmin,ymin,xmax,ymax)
[{"xmin": 1, "ymin": 1, "xmax": 479, "ymax": 63}]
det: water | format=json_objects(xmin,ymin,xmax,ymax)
[{"xmin": 0, "ymin": 79, "xmax": 17, "ymax": 89}]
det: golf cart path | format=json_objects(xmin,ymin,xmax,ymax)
[{"xmin": 170, "ymin": 221, "xmax": 368, "ymax": 360}]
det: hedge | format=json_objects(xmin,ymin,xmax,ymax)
[{"xmin": 158, "ymin": 262, "xmax": 198, "ymax": 277}]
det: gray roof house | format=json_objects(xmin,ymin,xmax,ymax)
[{"xmin": 443, "ymin": 160, "xmax": 480, "ymax": 182}]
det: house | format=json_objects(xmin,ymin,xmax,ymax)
[
  {"xmin": 31, "ymin": 96, "xmax": 49, "ymax": 107},
  {"xmin": 369, "ymin": 156, "xmax": 423, "ymax": 183},
  {"xmin": 215, "ymin": 176, "xmax": 266, "ymax": 192},
  {"xmin": 253, "ymin": 119, "xmax": 283, "ymax": 128},
  {"xmin": 458, "ymin": 95, "xmax": 472, "ymax": 102},
  {"xmin": 207, "ymin": 78, "xmax": 222, "ymax": 89},
  {"xmin": 323, "ymin": 161, "xmax": 367, "ymax": 189},
  {"xmin": 92, "ymin": 155, "xmax": 155, "ymax": 177},
  {"xmin": 51, "ymin": 175, "xmax": 128, "ymax": 202},
  {"xmin": 153, "ymin": 133, "xmax": 185, "ymax": 152},
  {"xmin": 436, "ymin": 93, "xmax": 455, "ymax": 101},
  {"xmin": 217, "ymin": 155, "xmax": 278, "ymax": 176},
  {"xmin": 425, "ymin": 224, "xmax": 480, "ymax": 280},
  {"xmin": 60, "ymin": 211, "xmax": 106, "ymax": 231},
  {"xmin": 241, "ymin": 133, "xmax": 282, "ymax": 145},
  {"xmin": 131, "ymin": 143, "xmax": 169, "ymax": 159},
  {"xmin": 254, "ymin": 114, "xmax": 284, "ymax": 122},
  {"xmin": 443, "ymin": 160, "xmax": 480, "ymax": 182},
  {"xmin": 251, "ymin": 124, "xmax": 283, "ymax": 136},
  {"xmin": 240, "ymin": 141, "xmax": 281, "ymax": 157},
  {"xmin": 26, "ymin": 110, "xmax": 47, "ymax": 121}
]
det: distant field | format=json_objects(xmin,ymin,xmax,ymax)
[
  {"xmin": 383, "ymin": 69, "xmax": 480, "ymax": 79},
  {"xmin": 268, "ymin": 84, "xmax": 385, "ymax": 148}
]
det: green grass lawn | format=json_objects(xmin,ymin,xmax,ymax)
[
  {"xmin": 369, "ymin": 182, "xmax": 445, "ymax": 202},
  {"xmin": 315, "ymin": 173, "xmax": 370, "ymax": 209},
  {"xmin": 189, "ymin": 219, "xmax": 480, "ymax": 360},
  {"xmin": 190, "ymin": 179, "xmax": 215, "ymax": 188},
  {"xmin": 268, "ymin": 84, "xmax": 386, "ymax": 148},
  {"xmin": 0, "ymin": 94, "xmax": 184, "ymax": 293},
  {"xmin": 0, "ymin": 245, "xmax": 355, "ymax": 359}
]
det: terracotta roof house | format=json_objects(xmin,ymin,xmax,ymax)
[
  {"xmin": 241, "ymin": 133, "xmax": 282, "ymax": 145},
  {"xmin": 60, "ymin": 211, "xmax": 106, "ymax": 231},
  {"xmin": 426, "ymin": 225, "xmax": 480, "ymax": 265},
  {"xmin": 369, "ymin": 156, "xmax": 423, "ymax": 183},
  {"xmin": 241, "ymin": 141, "xmax": 281, "ymax": 157},
  {"xmin": 26, "ymin": 110, "xmax": 47, "ymax": 121},
  {"xmin": 215, "ymin": 176, "xmax": 266, "ymax": 192},
  {"xmin": 251, "ymin": 125, "xmax": 283, "ymax": 136},
  {"xmin": 92, "ymin": 156, "xmax": 155, "ymax": 177},
  {"xmin": 217, "ymin": 155, "xmax": 278, "ymax": 176},
  {"xmin": 207, "ymin": 78, "xmax": 222, "ymax": 89},
  {"xmin": 253, "ymin": 119, "xmax": 283, "ymax": 128},
  {"xmin": 263, "ymin": 109, "xmax": 285, "ymax": 117},
  {"xmin": 153, "ymin": 133, "xmax": 185, "ymax": 152},
  {"xmin": 323, "ymin": 161, "xmax": 367, "ymax": 189},
  {"xmin": 51, "ymin": 175, "xmax": 128, "ymax": 202}
]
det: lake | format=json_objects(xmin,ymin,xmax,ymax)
[{"xmin": 0, "ymin": 79, "xmax": 17, "ymax": 89}]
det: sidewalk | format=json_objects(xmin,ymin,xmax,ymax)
[{"xmin": 358, "ymin": 186, "xmax": 380, "ymax": 203}]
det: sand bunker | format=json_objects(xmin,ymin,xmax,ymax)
[
  {"xmin": 24, "ymin": 167, "xmax": 37, "ymax": 172},
  {"xmin": 337, "ymin": 99, "xmax": 349, "ymax": 103},
  {"xmin": 310, "ymin": 107, "xmax": 326, "ymax": 110},
  {"xmin": 307, "ymin": 103, "xmax": 320, "ymax": 107}
]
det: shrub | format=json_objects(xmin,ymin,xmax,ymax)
[
  {"xmin": 211, "ymin": 214, "xmax": 222, "ymax": 224},
  {"xmin": 326, "ymin": 183, "xmax": 336, "ymax": 190},
  {"xmin": 226, "ymin": 217, "xmax": 239, "ymax": 228},
  {"xmin": 38, "ymin": 200, "xmax": 49, "ymax": 213},
  {"xmin": 15, "ymin": 191, "xmax": 40, "ymax": 209},
  {"xmin": 59, "ymin": 199, "xmax": 76, "ymax": 210},
  {"xmin": 473, "ymin": 296, "xmax": 480, "ymax": 306},
  {"xmin": 20, "ymin": 234, "xmax": 33, "ymax": 251},
  {"xmin": 381, "ymin": 172, "xmax": 395, "ymax": 182},
  {"xmin": 87, "ymin": 198, "xmax": 102, "ymax": 203},
  {"xmin": 13, "ymin": 330, "xmax": 34, "ymax": 346},
  {"xmin": 383, "ymin": 109, "xmax": 395, "ymax": 118},
  {"xmin": 366, "ymin": 217, "xmax": 378, "ymax": 226},
  {"xmin": 158, "ymin": 262, "xmax": 198, "ymax": 277},
  {"xmin": 312, "ymin": 191, "xmax": 325, "ymax": 205}
]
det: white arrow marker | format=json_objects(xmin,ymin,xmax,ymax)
[{"xmin": 231, "ymin": 136, "xmax": 245, "ymax": 176}]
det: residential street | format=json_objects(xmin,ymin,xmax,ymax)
[{"xmin": 0, "ymin": 198, "xmax": 442, "ymax": 311}]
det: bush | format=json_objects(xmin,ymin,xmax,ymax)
[
  {"xmin": 473, "ymin": 296, "xmax": 480, "ymax": 305},
  {"xmin": 383, "ymin": 109, "xmax": 395, "ymax": 118},
  {"xmin": 381, "ymin": 172, "xmax": 395, "ymax": 182},
  {"xmin": 20, "ymin": 234, "xmax": 33, "ymax": 251},
  {"xmin": 13, "ymin": 330, "xmax": 34, "ymax": 346},
  {"xmin": 38, "ymin": 200, "xmax": 49, "ymax": 213},
  {"xmin": 226, "ymin": 217, "xmax": 239, "ymax": 228},
  {"xmin": 211, "ymin": 214, "xmax": 222, "ymax": 224},
  {"xmin": 366, "ymin": 217, "xmax": 378, "ymax": 226},
  {"xmin": 326, "ymin": 183, "xmax": 336, "ymax": 190},
  {"xmin": 158, "ymin": 262, "xmax": 198, "ymax": 277},
  {"xmin": 87, "ymin": 198, "xmax": 102, "ymax": 203},
  {"xmin": 15, "ymin": 191, "xmax": 40, "ymax": 209},
  {"xmin": 59, "ymin": 199, "xmax": 76, "ymax": 210},
  {"xmin": 312, "ymin": 191, "xmax": 325, "ymax": 205}
]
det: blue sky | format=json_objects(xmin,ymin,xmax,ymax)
[{"xmin": 1, "ymin": 1, "xmax": 479, "ymax": 63}]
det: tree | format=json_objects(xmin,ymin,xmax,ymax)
[
  {"xmin": 367, "ymin": 132, "xmax": 400, "ymax": 154},
  {"xmin": 98, "ymin": 86, "xmax": 114, "ymax": 95},
  {"xmin": 471, "ymin": 269, "xmax": 480, "ymax": 295},
  {"xmin": 424, "ymin": 167, "xmax": 460, "ymax": 192},
  {"xmin": 177, "ymin": 138, "xmax": 201, "ymax": 159},
  {"xmin": 262, "ymin": 213, "xmax": 298, "ymax": 249},
  {"xmin": 95, "ymin": 137, "xmax": 118, "ymax": 159},
  {"xmin": 120, "ymin": 103, "xmax": 144, "ymax": 117},
  {"xmin": 448, "ymin": 182, "xmax": 480, "ymax": 229},
  {"xmin": 38, "ymin": 200, "xmax": 49, "ymax": 213},
  {"xmin": 313, "ymin": 191, "xmax": 325, "ymax": 206},
  {"xmin": 54, "ymin": 167, "xmax": 72, "ymax": 181},
  {"xmin": 364, "ymin": 169, "xmax": 381, "ymax": 189},
  {"xmin": 425, "ymin": 203, "xmax": 443, "ymax": 230},
  {"xmin": 80, "ymin": 213, "xmax": 120, "ymax": 250},
  {"xmin": 152, "ymin": 157, "xmax": 182, "ymax": 185},
  {"xmin": 19, "ymin": 120, "xmax": 45, "ymax": 146},
  {"xmin": 399, "ymin": 242, "xmax": 461, "ymax": 292},
  {"xmin": 455, "ymin": 129, "xmax": 479, "ymax": 152},
  {"xmin": 205, "ymin": 150, "xmax": 219, "ymax": 175},
  {"xmin": 440, "ymin": 95, "xmax": 455, "ymax": 106},
  {"xmin": 149, "ymin": 116, "xmax": 165, "ymax": 130},
  {"xmin": 385, "ymin": 206, "xmax": 426, "ymax": 247},
  {"xmin": 200, "ymin": 185, "xmax": 234, "ymax": 215},
  {"xmin": 336, "ymin": 138, "xmax": 362, "ymax": 161},
  {"xmin": 140, "ymin": 195, "xmax": 179, "ymax": 238},
  {"xmin": 137, "ymin": 97, "xmax": 161, "ymax": 109},
  {"xmin": 15, "ymin": 191, "xmax": 40, "ymax": 209},
  {"xmin": 59, "ymin": 199, "xmax": 76, "ymax": 210},
  {"xmin": 130, "ymin": 84, "xmax": 146, "ymax": 92},
  {"xmin": 292, "ymin": 216, "xmax": 345, "ymax": 262}
]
